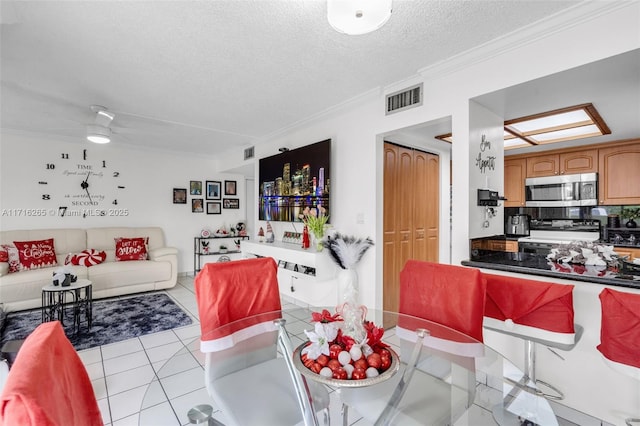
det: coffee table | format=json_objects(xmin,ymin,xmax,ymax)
[{"xmin": 41, "ymin": 278, "xmax": 93, "ymax": 333}]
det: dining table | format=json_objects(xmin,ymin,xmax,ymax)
[{"xmin": 139, "ymin": 305, "xmax": 559, "ymax": 426}]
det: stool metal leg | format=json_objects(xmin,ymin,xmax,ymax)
[{"xmin": 525, "ymin": 341, "xmax": 564, "ymax": 401}]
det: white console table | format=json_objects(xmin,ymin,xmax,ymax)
[{"xmin": 241, "ymin": 240, "xmax": 339, "ymax": 306}]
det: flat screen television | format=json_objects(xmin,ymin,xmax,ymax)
[{"xmin": 258, "ymin": 139, "xmax": 331, "ymax": 222}]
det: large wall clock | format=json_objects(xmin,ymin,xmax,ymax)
[{"xmin": 39, "ymin": 148, "xmax": 126, "ymax": 217}]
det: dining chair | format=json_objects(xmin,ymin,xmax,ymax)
[
  {"xmin": 339, "ymin": 260, "xmax": 487, "ymax": 425},
  {"xmin": 0, "ymin": 321, "xmax": 102, "ymax": 426},
  {"xmin": 195, "ymin": 257, "xmax": 330, "ymax": 426},
  {"xmin": 482, "ymin": 273, "xmax": 579, "ymax": 401},
  {"xmin": 597, "ymin": 288, "xmax": 640, "ymax": 426}
]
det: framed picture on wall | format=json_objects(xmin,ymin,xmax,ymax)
[
  {"xmin": 206, "ymin": 181, "xmax": 221, "ymax": 200},
  {"xmin": 223, "ymin": 198, "xmax": 240, "ymax": 209},
  {"xmin": 173, "ymin": 188, "xmax": 187, "ymax": 204},
  {"xmin": 192, "ymin": 198, "xmax": 204, "ymax": 213},
  {"xmin": 207, "ymin": 202, "xmax": 221, "ymax": 215},
  {"xmin": 190, "ymin": 180, "xmax": 202, "ymax": 195},
  {"xmin": 224, "ymin": 180, "xmax": 237, "ymax": 195}
]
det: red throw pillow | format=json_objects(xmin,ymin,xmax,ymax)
[
  {"xmin": 114, "ymin": 237, "xmax": 149, "ymax": 261},
  {"xmin": 0, "ymin": 244, "xmax": 20, "ymax": 273},
  {"xmin": 12, "ymin": 239, "xmax": 58, "ymax": 271},
  {"xmin": 65, "ymin": 249, "xmax": 107, "ymax": 267},
  {"xmin": 0, "ymin": 247, "xmax": 8, "ymax": 263}
]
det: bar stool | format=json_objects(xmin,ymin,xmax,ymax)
[
  {"xmin": 597, "ymin": 288, "xmax": 640, "ymax": 426},
  {"xmin": 483, "ymin": 273, "xmax": 581, "ymax": 401}
]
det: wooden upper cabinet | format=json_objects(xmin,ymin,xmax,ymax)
[
  {"xmin": 559, "ymin": 149, "xmax": 598, "ymax": 174},
  {"xmin": 526, "ymin": 154, "xmax": 559, "ymax": 177},
  {"xmin": 598, "ymin": 142, "xmax": 640, "ymax": 205},
  {"xmin": 526, "ymin": 150, "xmax": 597, "ymax": 177},
  {"xmin": 504, "ymin": 158, "xmax": 526, "ymax": 207}
]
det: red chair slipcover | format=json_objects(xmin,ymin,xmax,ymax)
[
  {"xmin": 483, "ymin": 274, "xmax": 575, "ymax": 344},
  {"xmin": 399, "ymin": 260, "xmax": 486, "ymax": 342},
  {"xmin": 195, "ymin": 257, "xmax": 282, "ymax": 352},
  {"xmin": 0, "ymin": 321, "xmax": 102, "ymax": 426},
  {"xmin": 597, "ymin": 288, "xmax": 640, "ymax": 369}
]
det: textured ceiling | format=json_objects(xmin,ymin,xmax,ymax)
[{"xmin": 1, "ymin": 0, "xmax": 582, "ymax": 156}]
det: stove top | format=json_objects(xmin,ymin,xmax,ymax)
[{"xmin": 518, "ymin": 218, "xmax": 601, "ymax": 245}]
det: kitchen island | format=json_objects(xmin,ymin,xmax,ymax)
[
  {"xmin": 462, "ymin": 250, "xmax": 640, "ymax": 289},
  {"xmin": 462, "ymin": 250, "xmax": 640, "ymax": 426}
]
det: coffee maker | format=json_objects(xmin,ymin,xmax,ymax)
[{"xmin": 506, "ymin": 214, "xmax": 530, "ymax": 237}]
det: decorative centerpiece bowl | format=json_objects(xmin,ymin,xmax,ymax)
[
  {"xmin": 293, "ymin": 342, "xmax": 399, "ymax": 388},
  {"xmin": 292, "ymin": 308, "xmax": 399, "ymax": 388}
]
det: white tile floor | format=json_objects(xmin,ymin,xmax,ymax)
[{"xmin": 77, "ymin": 275, "xmax": 612, "ymax": 426}]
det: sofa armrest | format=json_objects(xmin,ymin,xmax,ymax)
[
  {"xmin": 148, "ymin": 247, "xmax": 178, "ymax": 261},
  {"xmin": 0, "ymin": 263, "xmax": 8, "ymax": 277}
]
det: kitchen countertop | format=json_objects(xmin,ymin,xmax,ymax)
[{"xmin": 462, "ymin": 250, "xmax": 640, "ymax": 290}]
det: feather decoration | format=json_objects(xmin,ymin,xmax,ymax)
[{"xmin": 323, "ymin": 233, "xmax": 374, "ymax": 270}]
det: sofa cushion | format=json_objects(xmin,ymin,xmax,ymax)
[
  {"xmin": 114, "ymin": 237, "xmax": 148, "ymax": 261},
  {"xmin": 65, "ymin": 249, "xmax": 107, "ymax": 267},
  {"xmin": 86, "ymin": 227, "xmax": 165, "ymax": 262},
  {"xmin": 13, "ymin": 239, "xmax": 58, "ymax": 271},
  {"xmin": 88, "ymin": 260, "xmax": 171, "ymax": 290},
  {"xmin": 0, "ymin": 248, "xmax": 7, "ymax": 263},
  {"xmin": 0, "ymin": 245, "xmax": 20, "ymax": 273}
]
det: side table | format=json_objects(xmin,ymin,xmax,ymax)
[{"xmin": 41, "ymin": 279, "xmax": 93, "ymax": 333}]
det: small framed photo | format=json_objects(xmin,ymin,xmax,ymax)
[
  {"xmin": 223, "ymin": 198, "xmax": 240, "ymax": 209},
  {"xmin": 225, "ymin": 180, "xmax": 237, "ymax": 195},
  {"xmin": 173, "ymin": 188, "xmax": 187, "ymax": 204},
  {"xmin": 190, "ymin": 180, "xmax": 202, "ymax": 195},
  {"xmin": 192, "ymin": 198, "xmax": 204, "ymax": 213},
  {"xmin": 206, "ymin": 181, "xmax": 221, "ymax": 200},
  {"xmin": 207, "ymin": 202, "xmax": 221, "ymax": 215}
]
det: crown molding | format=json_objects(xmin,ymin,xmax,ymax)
[{"xmin": 417, "ymin": 1, "xmax": 634, "ymax": 80}]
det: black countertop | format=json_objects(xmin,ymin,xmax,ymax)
[{"xmin": 462, "ymin": 251, "xmax": 640, "ymax": 290}]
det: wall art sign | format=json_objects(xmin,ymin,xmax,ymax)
[{"xmin": 475, "ymin": 134, "xmax": 495, "ymax": 174}]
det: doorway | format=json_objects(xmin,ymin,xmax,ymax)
[{"xmin": 383, "ymin": 142, "xmax": 440, "ymax": 312}]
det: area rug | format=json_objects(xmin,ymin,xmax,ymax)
[{"xmin": 1, "ymin": 292, "xmax": 193, "ymax": 351}]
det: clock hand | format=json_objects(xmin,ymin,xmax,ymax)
[
  {"xmin": 80, "ymin": 172, "xmax": 93, "ymax": 203},
  {"xmin": 84, "ymin": 187, "xmax": 93, "ymax": 204}
]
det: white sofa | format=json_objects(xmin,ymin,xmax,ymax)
[{"xmin": 0, "ymin": 227, "xmax": 178, "ymax": 312}]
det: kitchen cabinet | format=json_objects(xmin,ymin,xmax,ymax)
[
  {"xmin": 504, "ymin": 158, "xmax": 526, "ymax": 207},
  {"xmin": 472, "ymin": 239, "xmax": 518, "ymax": 252},
  {"xmin": 525, "ymin": 150, "xmax": 597, "ymax": 177},
  {"xmin": 598, "ymin": 142, "xmax": 640, "ymax": 205},
  {"xmin": 614, "ymin": 246, "xmax": 640, "ymax": 261}
]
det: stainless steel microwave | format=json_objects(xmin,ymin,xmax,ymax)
[{"xmin": 525, "ymin": 172, "xmax": 598, "ymax": 207}]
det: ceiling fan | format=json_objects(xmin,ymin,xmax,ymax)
[{"xmin": 86, "ymin": 105, "xmax": 114, "ymax": 143}]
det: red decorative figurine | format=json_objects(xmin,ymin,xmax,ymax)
[{"xmin": 302, "ymin": 225, "xmax": 310, "ymax": 249}]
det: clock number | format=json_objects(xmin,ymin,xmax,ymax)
[
  {"xmin": 58, "ymin": 206, "xmax": 67, "ymax": 217},
  {"xmin": 83, "ymin": 149, "xmax": 87, "ymax": 160},
  {"xmin": 42, "ymin": 194, "xmax": 51, "ymax": 200},
  {"xmin": 117, "ymin": 185, "xmax": 125, "ymax": 189},
  {"xmin": 113, "ymin": 199, "xmax": 118, "ymax": 205},
  {"xmin": 61, "ymin": 153, "xmax": 69, "ymax": 159},
  {"xmin": 38, "ymin": 181, "xmax": 47, "ymax": 185},
  {"xmin": 46, "ymin": 164, "xmax": 55, "ymax": 170},
  {"xmin": 113, "ymin": 171, "xmax": 120, "ymax": 177},
  {"xmin": 102, "ymin": 160, "xmax": 107, "ymax": 168}
]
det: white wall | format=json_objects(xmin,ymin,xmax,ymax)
[
  {"xmin": 0, "ymin": 133, "xmax": 247, "ymax": 274},
  {"xmin": 468, "ymin": 100, "xmax": 505, "ymax": 238}
]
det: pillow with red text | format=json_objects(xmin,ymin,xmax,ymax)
[
  {"xmin": 65, "ymin": 249, "xmax": 107, "ymax": 267},
  {"xmin": 0, "ymin": 245, "xmax": 20, "ymax": 273},
  {"xmin": 114, "ymin": 237, "xmax": 149, "ymax": 261},
  {"xmin": 12, "ymin": 238, "xmax": 58, "ymax": 271}
]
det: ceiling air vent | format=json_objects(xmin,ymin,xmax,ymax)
[
  {"xmin": 244, "ymin": 146, "xmax": 255, "ymax": 160},
  {"xmin": 385, "ymin": 83, "xmax": 423, "ymax": 115}
]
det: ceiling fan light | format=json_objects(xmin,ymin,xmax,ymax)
[
  {"xmin": 86, "ymin": 124, "xmax": 111, "ymax": 144},
  {"xmin": 327, "ymin": 0, "xmax": 392, "ymax": 35}
]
